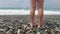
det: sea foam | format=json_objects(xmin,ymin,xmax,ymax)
[{"xmin": 0, "ymin": 9, "xmax": 60, "ymax": 15}]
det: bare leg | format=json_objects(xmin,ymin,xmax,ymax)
[
  {"xmin": 37, "ymin": 0, "xmax": 44, "ymax": 28},
  {"xmin": 30, "ymin": 0, "xmax": 36, "ymax": 28}
]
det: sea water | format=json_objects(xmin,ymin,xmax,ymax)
[{"xmin": 0, "ymin": 8, "xmax": 60, "ymax": 15}]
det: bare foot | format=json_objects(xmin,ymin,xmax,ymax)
[
  {"xmin": 30, "ymin": 23, "xmax": 34, "ymax": 29},
  {"xmin": 38, "ymin": 24, "xmax": 41, "ymax": 29}
]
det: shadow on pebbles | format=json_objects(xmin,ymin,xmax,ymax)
[{"xmin": 0, "ymin": 15, "xmax": 60, "ymax": 34}]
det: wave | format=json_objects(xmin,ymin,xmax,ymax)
[{"xmin": 0, "ymin": 9, "xmax": 60, "ymax": 15}]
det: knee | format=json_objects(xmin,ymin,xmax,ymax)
[
  {"xmin": 37, "ymin": 6, "xmax": 43, "ymax": 10},
  {"xmin": 30, "ymin": 6, "xmax": 36, "ymax": 10}
]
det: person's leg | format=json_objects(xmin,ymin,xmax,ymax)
[
  {"xmin": 37, "ymin": 0, "xmax": 44, "ymax": 28},
  {"xmin": 30, "ymin": 0, "xmax": 36, "ymax": 28}
]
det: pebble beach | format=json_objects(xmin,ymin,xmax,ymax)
[{"xmin": 0, "ymin": 15, "xmax": 60, "ymax": 34}]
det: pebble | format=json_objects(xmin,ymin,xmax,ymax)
[
  {"xmin": 0, "ymin": 29, "xmax": 6, "ymax": 34},
  {"xmin": 0, "ymin": 15, "xmax": 60, "ymax": 34}
]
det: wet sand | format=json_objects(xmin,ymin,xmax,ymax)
[{"xmin": 0, "ymin": 15, "xmax": 60, "ymax": 34}]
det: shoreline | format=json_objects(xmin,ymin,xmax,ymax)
[{"xmin": 0, "ymin": 10, "xmax": 60, "ymax": 15}]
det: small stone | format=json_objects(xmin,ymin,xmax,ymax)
[
  {"xmin": 6, "ymin": 31, "xmax": 12, "ymax": 34},
  {"xmin": 0, "ymin": 31, "xmax": 6, "ymax": 34},
  {"xmin": 45, "ymin": 29, "xmax": 47, "ymax": 32},
  {"xmin": 17, "ymin": 29, "xmax": 23, "ymax": 34},
  {"xmin": 26, "ymin": 29, "xmax": 35, "ymax": 34},
  {"xmin": 6, "ymin": 29, "xmax": 14, "ymax": 34},
  {"xmin": 17, "ymin": 26, "xmax": 23, "ymax": 34},
  {"xmin": 54, "ymin": 27, "xmax": 60, "ymax": 32},
  {"xmin": 0, "ymin": 29, "xmax": 6, "ymax": 32},
  {"xmin": 37, "ymin": 31, "xmax": 40, "ymax": 34},
  {"xmin": 0, "ymin": 29, "xmax": 6, "ymax": 34},
  {"xmin": 50, "ymin": 29, "xmax": 55, "ymax": 34}
]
